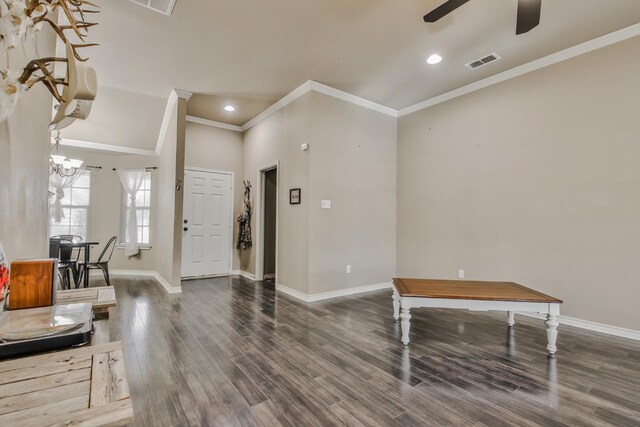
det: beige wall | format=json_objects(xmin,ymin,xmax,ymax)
[
  {"xmin": 185, "ymin": 122, "xmax": 243, "ymax": 270},
  {"xmin": 241, "ymin": 92, "xmax": 397, "ymax": 295},
  {"xmin": 397, "ymin": 37, "xmax": 640, "ymax": 330},
  {"xmin": 0, "ymin": 28, "xmax": 56, "ymax": 262},
  {"xmin": 307, "ymin": 92, "xmax": 397, "ymax": 294},
  {"xmin": 61, "ymin": 147, "xmax": 158, "ymax": 271},
  {"xmin": 154, "ymin": 96, "xmax": 187, "ymax": 289},
  {"xmin": 242, "ymin": 94, "xmax": 312, "ymax": 293}
]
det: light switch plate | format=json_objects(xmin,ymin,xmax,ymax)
[{"xmin": 321, "ymin": 200, "xmax": 331, "ymax": 209}]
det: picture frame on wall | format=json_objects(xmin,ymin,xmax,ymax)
[{"xmin": 289, "ymin": 188, "xmax": 301, "ymax": 205}]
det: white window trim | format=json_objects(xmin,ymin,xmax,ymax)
[
  {"xmin": 120, "ymin": 171, "xmax": 152, "ymax": 247},
  {"xmin": 49, "ymin": 170, "xmax": 91, "ymax": 240},
  {"xmin": 116, "ymin": 243, "xmax": 152, "ymax": 250}
]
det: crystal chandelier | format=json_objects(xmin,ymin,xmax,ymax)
[{"xmin": 50, "ymin": 131, "xmax": 83, "ymax": 177}]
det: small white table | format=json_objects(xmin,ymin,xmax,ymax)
[{"xmin": 392, "ymin": 278, "xmax": 563, "ymax": 355}]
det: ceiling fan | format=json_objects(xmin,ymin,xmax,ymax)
[{"xmin": 424, "ymin": 0, "xmax": 542, "ymax": 35}]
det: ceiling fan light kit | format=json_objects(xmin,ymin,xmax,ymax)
[{"xmin": 424, "ymin": 0, "xmax": 542, "ymax": 35}]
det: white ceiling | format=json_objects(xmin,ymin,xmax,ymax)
[{"xmin": 83, "ymin": 0, "xmax": 640, "ymax": 130}]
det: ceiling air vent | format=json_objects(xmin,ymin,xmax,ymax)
[
  {"xmin": 465, "ymin": 53, "xmax": 502, "ymax": 70},
  {"xmin": 129, "ymin": 0, "xmax": 177, "ymax": 16}
]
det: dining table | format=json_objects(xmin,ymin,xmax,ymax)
[{"xmin": 66, "ymin": 240, "xmax": 99, "ymax": 288}]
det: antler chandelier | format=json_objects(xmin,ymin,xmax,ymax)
[{"xmin": 0, "ymin": 0, "xmax": 100, "ymax": 122}]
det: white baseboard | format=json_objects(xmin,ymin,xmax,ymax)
[
  {"xmin": 109, "ymin": 270, "xmax": 155, "ymax": 277},
  {"xmin": 237, "ymin": 271, "xmax": 638, "ymax": 341},
  {"xmin": 105, "ymin": 268, "xmax": 640, "ymax": 341},
  {"xmin": 517, "ymin": 312, "xmax": 640, "ymax": 342},
  {"xmin": 232, "ymin": 270, "xmax": 256, "ymax": 281},
  {"xmin": 277, "ymin": 282, "xmax": 393, "ymax": 303},
  {"xmin": 109, "ymin": 269, "xmax": 183, "ymax": 294},
  {"xmin": 151, "ymin": 271, "xmax": 183, "ymax": 294},
  {"xmin": 275, "ymin": 283, "xmax": 311, "ymax": 301},
  {"xmin": 182, "ymin": 273, "xmax": 231, "ymax": 281}
]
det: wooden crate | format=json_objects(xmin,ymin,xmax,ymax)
[
  {"xmin": 0, "ymin": 341, "xmax": 134, "ymax": 426},
  {"xmin": 57, "ymin": 287, "xmax": 117, "ymax": 319}
]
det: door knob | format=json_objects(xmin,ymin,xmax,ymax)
[
  {"xmin": 183, "ymin": 227, "xmax": 188, "ymax": 232},
  {"xmin": 184, "ymin": 219, "xmax": 188, "ymax": 224}
]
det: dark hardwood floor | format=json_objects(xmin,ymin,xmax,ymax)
[{"xmin": 93, "ymin": 276, "xmax": 640, "ymax": 426}]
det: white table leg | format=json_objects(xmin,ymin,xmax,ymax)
[
  {"xmin": 400, "ymin": 302, "xmax": 411, "ymax": 346},
  {"xmin": 545, "ymin": 314, "xmax": 559, "ymax": 355},
  {"xmin": 507, "ymin": 311, "xmax": 515, "ymax": 327},
  {"xmin": 545, "ymin": 303, "xmax": 561, "ymax": 355},
  {"xmin": 392, "ymin": 290, "xmax": 400, "ymax": 322}
]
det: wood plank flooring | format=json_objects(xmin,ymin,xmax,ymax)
[{"xmin": 92, "ymin": 276, "xmax": 640, "ymax": 426}]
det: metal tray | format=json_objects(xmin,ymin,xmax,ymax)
[{"xmin": 0, "ymin": 303, "xmax": 93, "ymax": 359}]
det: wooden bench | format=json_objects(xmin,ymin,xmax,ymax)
[
  {"xmin": 57, "ymin": 286, "xmax": 116, "ymax": 319},
  {"xmin": 0, "ymin": 341, "xmax": 133, "ymax": 426}
]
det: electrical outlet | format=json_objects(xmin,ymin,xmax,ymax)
[
  {"xmin": 458, "ymin": 269, "xmax": 465, "ymax": 279},
  {"xmin": 346, "ymin": 265, "xmax": 351, "ymax": 274},
  {"xmin": 321, "ymin": 200, "xmax": 331, "ymax": 209}
]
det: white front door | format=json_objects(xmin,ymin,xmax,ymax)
[{"xmin": 182, "ymin": 169, "xmax": 233, "ymax": 278}]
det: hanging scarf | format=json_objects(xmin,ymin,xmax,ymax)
[{"xmin": 236, "ymin": 181, "xmax": 253, "ymax": 250}]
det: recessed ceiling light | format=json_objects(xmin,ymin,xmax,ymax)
[
  {"xmin": 427, "ymin": 54, "xmax": 442, "ymax": 65},
  {"xmin": 224, "ymin": 105, "xmax": 235, "ymax": 112}
]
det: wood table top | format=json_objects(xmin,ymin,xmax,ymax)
[
  {"xmin": 0, "ymin": 341, "xmax": 133, "ymax": 426},
  {"xmin": 393, "ymin": 278, "xmax": 562, "ymax": 303},
  {"xmin": 57, "ymin": 286, "xmax": 116, "ymax": 318}
]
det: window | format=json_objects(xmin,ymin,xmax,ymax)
[
  {"xmin": 123, "ymin": 172, "xmax": 152, "ymax": 245},
  {"xmin": 49, "ymin": 171, "xmax": 91, "ymax": 240}
]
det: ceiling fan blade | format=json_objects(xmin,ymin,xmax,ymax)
[
  {"xmin": 516, "ymin": 0, "xmax": 542, "ymax": 34},
  {"xmin": 424, "ymin": 0, "xmax": 471, "ymax": 23}
]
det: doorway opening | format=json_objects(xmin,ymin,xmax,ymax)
[
  {"xmin": 263, "ymin": 168, "xmax": 277, "ymax": 283},
  {"xmin": 255, "ymin": 163, "xmax": 278, "ymax": 283}
]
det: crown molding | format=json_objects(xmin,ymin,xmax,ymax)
[
  {"xmin": 154, "ymin": 89, "xmax": 187, "ymax": 155},
  {"xmin": 56, "ymin": 137, "xmax": 157, "ymax": 156},
  {"xmin": 309, "ymin": 81, "xmax": 397, "ymax": 117},
  {"xmin": 61, "ymin": 24, "xmax": 640, "ymax": 153},
  {"xmin": 241, "ymin": 24, "xmax": 640, "ymax": 128},
  {"xmin": 398, "ymin": 23, "xmax": 640, "ymax": 117},
  {"xmin": 186, "ymin": 115, "xmax": 243, "ymax": 132},
  {"xmin": 241, "ymin": 81, "xmax": 312, "ymax": 131},
  {"xmin": 241, "ymin": 80, "xmax": 398, "ymax": 132},
  {"xmin": 174, "ymin": 89, "xmax": 193, "ymax": 101}
]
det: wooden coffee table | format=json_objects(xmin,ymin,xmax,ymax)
[{"xmin": 392, "ymin": 278, "xmax": 563, "ymax": 355}]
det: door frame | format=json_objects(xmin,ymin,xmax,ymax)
[
  {"xmin": 255, "ymin": 162, "xmax": 279, "ymax": 282},
  {"xmin": 182, "ymin": 167, "xmax": 235, "ymax": 278}
]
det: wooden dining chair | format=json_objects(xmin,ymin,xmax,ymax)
[{"xmin": 78, "ymin": 236, "xmax": 117, "ymax": 287}]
